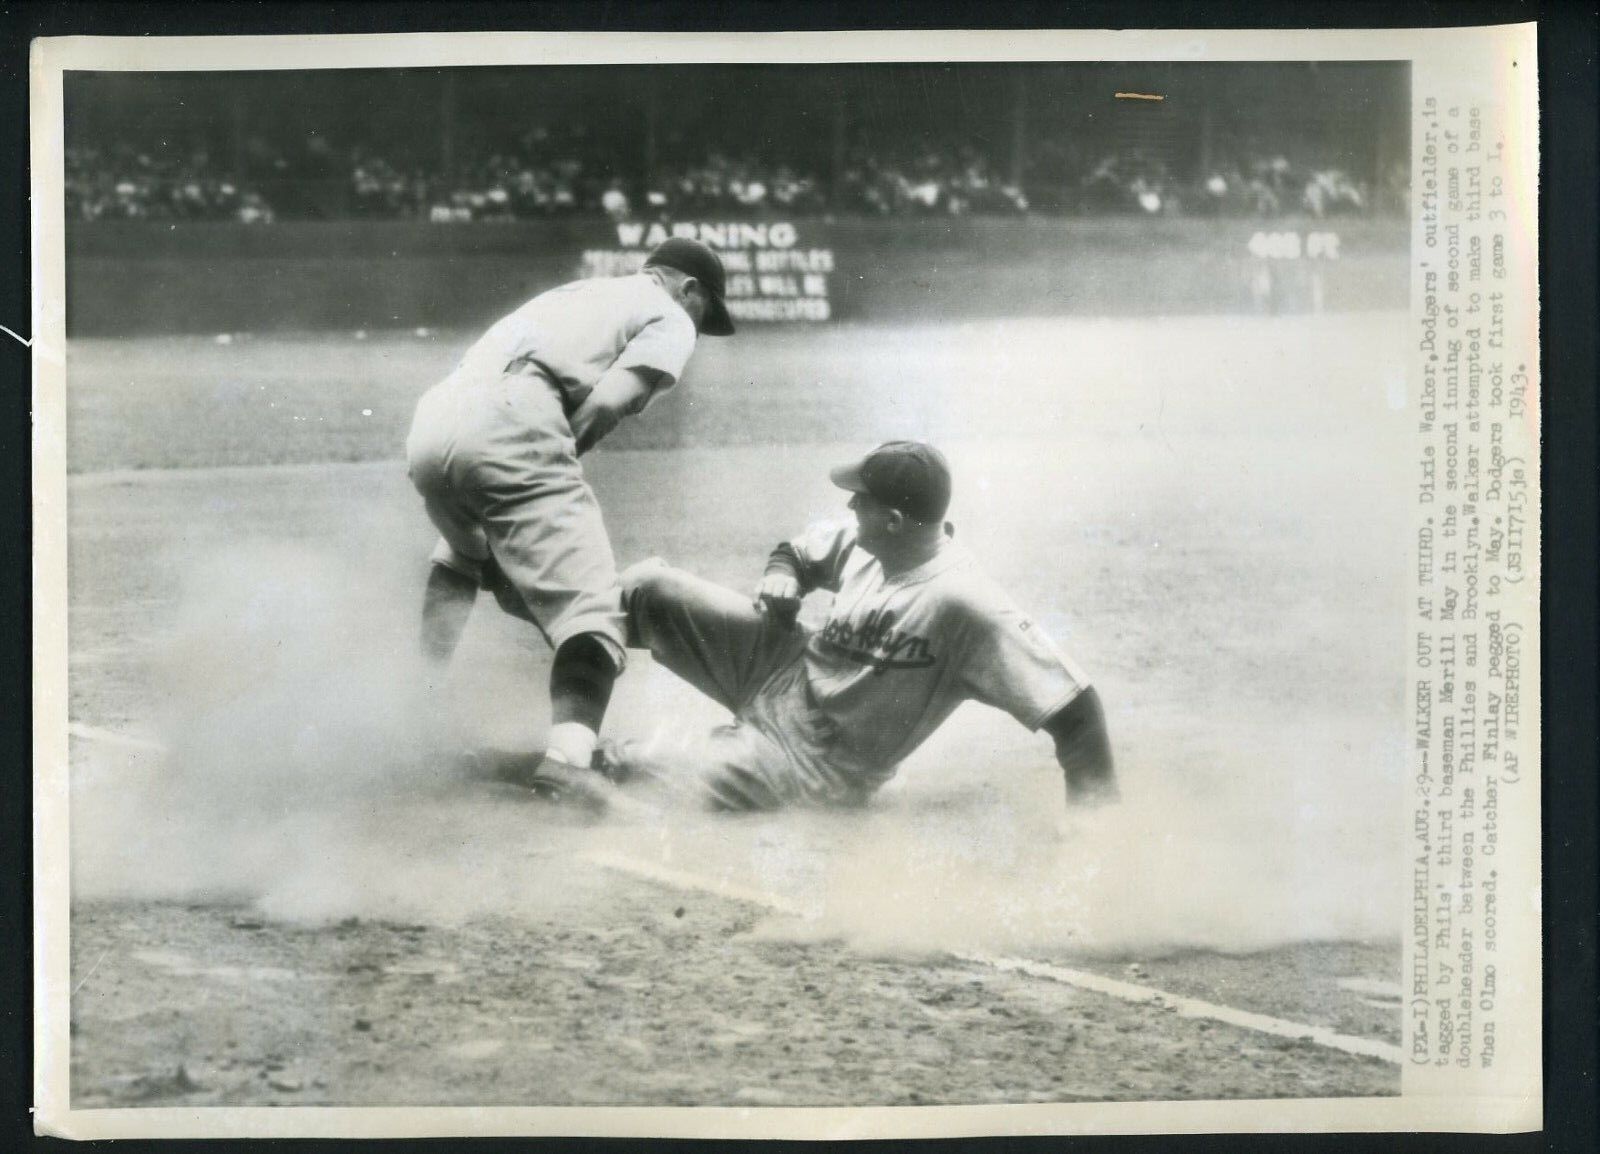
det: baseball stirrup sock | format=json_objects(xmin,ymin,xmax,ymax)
[
  {"xmin": 546, "ymin": 722, "xmax": 599, "ymax": 769},
  {"xmin": 550, "ymin": 634, "xmax": 619, "ymax": 734}
]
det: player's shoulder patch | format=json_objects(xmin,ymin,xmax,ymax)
[{"xmin": 951, "ymin": 571, "xmax": 1043, "ymax": 640}]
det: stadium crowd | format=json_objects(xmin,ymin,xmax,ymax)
[
  {"xmin": 65, "ymin": 145, "xmax": 277, "ymax": 223},
  {"xmin": 66, "ymin": 133, "xmax": 1401, "ymax": 224}
]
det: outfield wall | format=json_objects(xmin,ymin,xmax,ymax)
[{"xmin": 65, "ymin": 216, "xmax": 1407, "ymax": 336}]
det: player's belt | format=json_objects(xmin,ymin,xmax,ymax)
[
  {"xmin": 502, "ymin": 354, "xmax": 558, "ymax": 383},
  {"xmin": 503, "ymin": 355, "xmax": 584, "ymax": 416}
]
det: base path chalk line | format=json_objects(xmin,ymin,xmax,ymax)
[
  {"xmin": 64, "ymin": 723, "xmax": 1401, "ymax": 1066},
  {"xmin": 958, "ymin": 953, "xmax": 1403, "ymax": 1065},
  {"xmin": 580, "ymin": 849, "xmax": 812, "ymax": 918},
  {"xmin": 581, "ymin": 849, "xmax": 1404, "ymax": 1067}
]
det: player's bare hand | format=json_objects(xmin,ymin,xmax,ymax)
[
  {"xmin": 1045, "ymin": 687, "xmax": 1119, "ymax": 809},
  {"xmin": 753, "ymin": 572, "xmax": 802, "ymax": 628},
  {"xmin": 1059, "ymin": 728, "xmax": 1119, "ymax": 808},
  {"xmin": 1064, "ymin": 760, "xmax": 1121, "ymax": 808},
  {"xmin": 570, "ymin": 396, "xmax": 622, "ymax": 456}
]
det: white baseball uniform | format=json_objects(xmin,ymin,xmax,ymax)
[
  {"xmin": 619, "ymin": 520, "xmax": 1092, "ymax": 809},
  {"xmin": 406, "ymin": 272, "xmax": 698, "ymax": 659}
]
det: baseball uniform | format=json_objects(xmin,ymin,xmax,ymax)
[
  {"xmin": 406, "ymin": 271, "xmax": 699, "ymax": 660},
  {"xmin": 618, "ymin": 520, "xmax": 1092, "ymax": 809}
]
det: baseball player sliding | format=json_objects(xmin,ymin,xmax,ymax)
[
  {"xmin": 488, "ymin": 441, "xmax": 1117, "ymax": 814},
  {"xmin": 406, "ymin": 238, "xmax": 734, "ymax": 803}
]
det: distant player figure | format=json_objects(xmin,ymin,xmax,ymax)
[
  {"xmin": 405, "ymin": 238, "xmax": 735, "ymax": 800},
  {"xmin": 592, "ymin": 441, "xmax": 1117, "ymax": 812}
]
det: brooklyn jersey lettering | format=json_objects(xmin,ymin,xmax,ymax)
[
  {"xmin": 815, "ymin": 608, "xmax": 937, "ymax": 672},
  {"xmin": 779, "ymin": 521, "xmax": 1090, "ymax": 779}
]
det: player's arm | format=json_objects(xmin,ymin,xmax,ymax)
[
  {"xmin": 754, "ymin": 550, "xmax": 805, "ymax": 628},
  {"xmin": 421, "ymin": 562, "xmax": 478, "ymax": 665},
  {"xmin": 1042, "ymin": 688, "xmax": 1118, "ymax": 808},
  {"xmin": 573, "ymin": 300, "xmax": 698, "ymax": 456},
  {"xmin": 954, "ymin": 597, "xmax": 1117, "ymax": 810},
  {"xmin": 570, "ymin": 366, "xmax": 667, "ymax": 455},
  {"xmin": 754, "ymin": 522, "xmax": 856, "ymax": 626}
]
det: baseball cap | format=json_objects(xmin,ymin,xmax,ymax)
[
  {"xmin": 829, "ymin": 441, "xmax": 953, "ymax": 524},
  {"xmin": 643, "ymin": 237, "xmax": 736, "ymax": 336}
]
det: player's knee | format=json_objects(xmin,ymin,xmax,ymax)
[
  {"xmin": 554, "ymin": 631, "xmax": 625, "ymax": 680},
  {"xmin": 619, "ymin": 557, "xmax": 672, "ymax": 604}
]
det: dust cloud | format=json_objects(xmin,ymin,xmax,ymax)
[
  {"xmin": 740, "ymin": 757, "xmax": 1402, "ymax": 961},
  {"xmin": 71, "ymin": 540, "xmax": 1400, "ymax": 962},
  {"xmin": 71, "ymin": 541, "xmax": 611, "ymax": 926},
  {"xmin": 737, "ymin": 689, "xmax": 1407, "ymax": 959}
]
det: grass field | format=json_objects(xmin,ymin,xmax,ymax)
[{"xmin": 62, "ymin": 314, "xmax": 1410, "ymax": 1111}]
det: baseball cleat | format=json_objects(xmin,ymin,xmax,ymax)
[
  {"xmin": 456, "ymin": 747, "xmax": 544, "ymax": 788},
  {"xmin": 459, "ymin": 748, "xmax": 619, "ymax": 812},
  {"xmin": 523, "ymin": 755, "xmax": 619, "ymax": 814},
  {"xmin": 590, "ymin": 738, "xmax": 636, "ymax": 786}
]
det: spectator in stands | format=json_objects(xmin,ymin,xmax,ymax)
[
  {"xmin": 1301, "ymin": 167, "xmax": 1366, "ymax": 217},
  {"xmin": 770, "ymin": 165, "xmax": 825, "ymax": 214},
  {"xmin": 601, "ymin": 183, "xmax": 632, "ymax": 222},
  {"xmin": 947, "ymin": 150, "xmax": 1029, "ymax": 215},
  {"xmin": 1190, "ymin": 164, "xmax": 1239, "ymax": 216},
  {"xmin": 351, "ymin": 148, "xmax": 424, "ymax": 219},
  {"xmin": 1080, "ymin": 154, "xmax": 1124, "ymax": 212},
  {"xmin": 838, "ymin": 155, "xmax": 896, "ymax": 215},
  {"xmin": 65, "ymin": 144, "xmax": 276, "ymax": 224}
]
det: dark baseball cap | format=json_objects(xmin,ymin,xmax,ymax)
[
  {"xmin": 829, "ymin": 441, "xmax": 953, "ymax": 524},
  {"xmin": 643, "ymin": 237, "xmax": 735, "ymax": 336}
]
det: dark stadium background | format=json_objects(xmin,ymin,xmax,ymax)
[
  {"xmin": 63, "ymin": 63, "xmax": 1406, "ymax": 223},
  {"xmin": 61, "ymin": 62, "xmax": 1408, "ymax": 337}
]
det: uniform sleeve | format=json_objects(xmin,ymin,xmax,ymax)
[
  {"xmin": 772, "ymin": 521, "xmax": 857, "ymax": 594},
  {"xmin": 611, "ymin": 288, "xmax": 698, "ymax": 389},
  {"xmin": 958, "ymin": 599, "xmax": 1090, "ymax": 730}
]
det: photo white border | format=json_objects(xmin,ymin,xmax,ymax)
[{"xmin": 32, "ymin": 24, "xmax": 1541, "ymax": 1140}]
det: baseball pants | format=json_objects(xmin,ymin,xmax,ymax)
[
  {"xmin": 617, "ymin": 559, "xmax": 870, "ymax": 811},
  {"xmin": 406, "ymin": 368, "xmax": 628, "ymax": 665}
]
